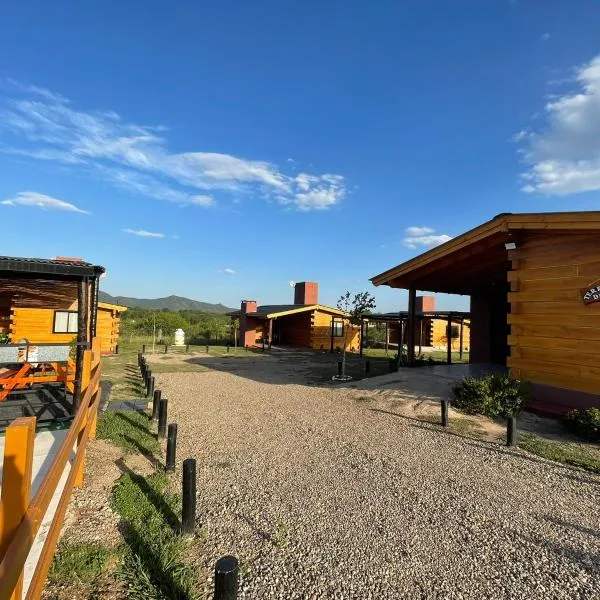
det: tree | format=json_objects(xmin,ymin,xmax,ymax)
[{"xmin": 336, "ymin": 291, "xmax": 376, "ymax": 380}]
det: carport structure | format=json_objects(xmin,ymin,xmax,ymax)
[{"xmin": 371, "ymin": 211, "xmax": 600, "ymax": 414}]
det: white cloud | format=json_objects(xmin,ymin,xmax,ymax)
[
  {"xmin": 405, "ymin": 226, "xmax": 434, "ymax": 236},
  {"xmin": 123, "ymin": 228, "xmax": 165, "ymax": 238},
  {"xmin": 540, "ymin": 32, "xmax": 551, "ymax": 42},
  {"xmin": 516, "ymin": 54, "xmax": 600, "ymax": 195},
  {"xmin": 0, "ymin": 80, "xmax": 346, "ymax": 211},
  {"xmin": 403, "ymin": 226, "xmax": 452, "ymax": 249},
  {"xmin": 1, "ymin": 191, "xmax": 89, "ymax": 214},
  {"xmin": 221, "ymin": 268, "xmax": 236, "ymax": 275}
]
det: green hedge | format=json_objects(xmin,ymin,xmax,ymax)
[
  {"xmin": 564, "ymin": 408, "xmax": 600, "ymax": 442},
  {"xmin": 451, "ymin": 374, "xmax": 528, "ymax": 418}
]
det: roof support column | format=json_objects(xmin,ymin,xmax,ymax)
[
  {"xmin": 459, "ymin": 318, "xmax": 464, "ymax": 361},
  {"xmin": 330, "ymin": 316, "xmax": 334, "ymax": 354},
  {"xmin": 407, "ymin": 288, "xmax": 416, "ymax": 366},
  {"xmin": 359, "ymin": 317, "xmax": 364, "ymax": 357},
  {"xmin": 268, "ymin": 319, "xmax": 273, "ymax": 350},
  {"xmin": 447, "ymin": 313, "xmax": 453, "ymax": 365}
]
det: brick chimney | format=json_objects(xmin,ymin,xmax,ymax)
[
  {"xmin": 294, "ymin": 282, "xmax": 318, "ymax": 305},
  {"xmin": 240, "ymin": 300, "xmax": 257, "ymax": 314},
  {"xmin": 415, "ymin": 295, "xmax": 435, "ymax": 312}
]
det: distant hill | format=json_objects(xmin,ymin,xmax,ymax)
[{"xmin": 98, "ymin": 291, "xmax": 233, "ymax": 314}]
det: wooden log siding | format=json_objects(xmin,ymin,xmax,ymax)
[
  {"xmin": 507, "ymin": 232, "xmax": 600, "ymax": 395},
  {"xmin": 311, "ymin": 310, "xmax": 359, "ymax": 352}
]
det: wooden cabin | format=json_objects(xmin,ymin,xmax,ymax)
[
  {"xmin": 371, "ymin": 211, "xmax": 600, "ymax": 415},
  {"xmin": 97, "ymin": 302, "xmax": 127, "ymax": 355},
  {"xmin": 230, "ymin": 282, "xmax": 361, "ymax": 352}
]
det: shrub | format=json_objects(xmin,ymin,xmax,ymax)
[
  {"xmin": 451, "ymin": 374, "xmax": 528, "ymax": 418},
  {"xmin": 564, "ymin": 408, "xmax": 600, "ymax": 442}
]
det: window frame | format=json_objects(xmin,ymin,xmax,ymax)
[
  {"xmin": 53, "ymin": 310, "xmax": 79, "ymax": 334},
  {"xmin": 332, "ymin": 319, "xmax": 345, "ymax": 338}
]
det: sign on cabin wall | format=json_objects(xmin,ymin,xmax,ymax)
[{"xmin": 583, "ymin": 282, "xmax": 600, "ymax": 305}]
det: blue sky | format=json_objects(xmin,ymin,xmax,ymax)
[{"xmin": 1, "ymin": 1, "xmax": 599, "ymax": 312}]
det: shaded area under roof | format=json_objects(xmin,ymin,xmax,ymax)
[
  {"xmin": 363, "ymin": 311, "xmax": 470, "ymax": 322},
  {"xmin": 228, "ymin": 304, "xmax": 350, "ymax": 319},
  {"xmin": 0, "ymin": 256, "xmax": 105, "ymax": 279}
]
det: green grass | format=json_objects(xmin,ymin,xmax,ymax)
[
  {"xmin": 97, "ymin": 411, "xmax": 159, "ymax": 456},
  {"xmin": 519, "ymin": 433, "xmax": 600, "ymax": 474},
  {"xmin": 111, "ymin": 469, "xmax": 200, "ymax": 599},
  {"xmin": 361, "ymin": 347, "xmax": 470, "ymax": 364},
  {"xmin": 49, "ymin": 542, "xmax": 118, "ymax": 585}
]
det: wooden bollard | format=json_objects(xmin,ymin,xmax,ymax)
[
  {"xmin": 147, "ymin": 376, "xmax": 155, "ymax": 399},
  {"xmin": 337, "ymin": 361, "xmax": 342, "ymax": 377},
  {"xmin": 245, "ymin": 345, "xmax": 248, "ymax": 352},
  {"xmin": 137, "ymin": 352, "xmax": 142, "ymax": 367},
  {"xmin": 166, "ymin": 424, "xmax": 177, "ymax": 472},
  {"xmin": 186, "ymin": 344, "xmax": 189, "ymax": 353},
  {"xmin": 151, "ymin": 389, "xmax": 161, "ymax": 421},
  {"xmin": 227, "ymin": 344, "xmax": 230, "ymax": 353},
  {"xmin": 142, "ymin": 344, "xmax": 146, "ymax": 354},
  {"xmin": 164, "ymin": 343, "xmax": 168, "ymax": 354},
  {"xmin": 441, "ymin": 399, "xmax": 449, "ymax": 427},
  {"xmin": 206, "ymin": 344, "xmax": 209, "ymax": 353},
  {"xmin": 182, "ymin": 458, "xmax": 196, "ymax": 534},
  {"xmin": 158, "ymin": 399, "xmax": 168, "ymax": 439},
  {"xmin": 115, "ymin": 344, "xmax": 119, "ymax": 355},
  {"xmin": 507, "ymin": 415, "xmax": 517, "ymax": 447},
  {"xmin": 214, "ymin": 555, "xmax": 239, "ymax": 600}
]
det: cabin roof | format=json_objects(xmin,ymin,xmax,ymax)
[
  {"xmin": 98, "ymin": 301, "xmax": 128, "ymax": 312},
  {"xmin": 0, "ymin": 256, "xmax": 105, "ymax": 279},
  {"xmin": 228, "ymin": 304, "xmax": 351, "ymax": 319},
  {"xmin": 370, "ymin": 211, "xmax": 600, "ymax": 294}
]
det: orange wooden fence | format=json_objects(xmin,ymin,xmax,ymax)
[{"xmin": 0, "ymin": 338, "xmax": 102, "ymax": 600}]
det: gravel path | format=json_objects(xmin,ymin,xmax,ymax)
[{"xmin": 158, "ymin": 367, "xmax": 600, "ymax": 600}]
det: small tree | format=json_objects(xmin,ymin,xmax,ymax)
[{"xmin": 336, "ymin": 291, "xmax": 376, "ymax": 380}]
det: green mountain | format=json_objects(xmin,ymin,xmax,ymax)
[{"xmin": 98, "ymin": 291, "xmax": 233, "ymax": 313}]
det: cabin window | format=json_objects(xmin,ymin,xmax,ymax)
[
  {"xmin": 332, "ymin": 319, "xmax": 345, "ymax": 337},
  {"xmin": 54, "ymin": 311, "xmax": 78, "ymax": 334}
]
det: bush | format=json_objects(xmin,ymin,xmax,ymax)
[
  {"xmin": 451, "ymin": 374, "xmax": 528, "ymax": 418},
  {"xmin": 564, "ymin": 408, "xmax": 600, "ymax": 442}
]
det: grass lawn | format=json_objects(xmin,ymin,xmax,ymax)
[{"xmin": 361, "ymin": 347, "xmax": 470, "ymax": 364}]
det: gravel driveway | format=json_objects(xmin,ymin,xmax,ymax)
[{"xmin": 157, "ymin": 363, "xmax": 600, "ymax": 600}]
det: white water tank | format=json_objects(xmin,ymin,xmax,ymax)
[{"xmin": 174, "ymin": 328, "xmax": 185, "ymax": 346}]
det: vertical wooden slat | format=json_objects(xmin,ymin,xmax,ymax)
[
  {"xmin": 74, "ymin": 349, "xmax": 92, "ymax": 488},
  {"xmin": 0, "ymin": 417, "xmax": 36, "ymax": 600}
]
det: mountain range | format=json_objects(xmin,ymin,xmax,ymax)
[{"xmin": 98, "ymin": 291, "xmax": 233, "ymax": 313}]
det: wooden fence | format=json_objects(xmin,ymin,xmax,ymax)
[{"xmin": 0, "ymin": 338, "xmax": 102, "ymax": 600}]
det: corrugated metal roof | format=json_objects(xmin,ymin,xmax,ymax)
[{"xmin": 0, "ymin": 256, "xmax": 105, "ymax": 278}]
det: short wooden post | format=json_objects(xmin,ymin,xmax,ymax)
[
  {"xmin": 158, "ymin": 399, "xmax": 168, "ymax": 439},
  {"xmin": 115, "ymin": 344, "xmax": 119, "ymax": 355},
  {"xmin": 166, "ymin": 424, "xmax": 177, "ymax": 472},
  {"xmin": 214, "ymin": 555, "xmax": 239, "ymax": 600},
  {"xmin": 142, "ymin": 344, "xmax": 146, "ymax": 354},
  {"xmin": 337, "ymin": 361, "xmax": 342, "ymax": 377},
  {"xmin": 0, "ymin": 416, "xmax": 35, "ymax": 599},
  {"xmin": 245, "ymin": 345, "xmax": 248, "ymax": 353},
  {"xmin": 152, "ymin": 389, "xmax": 162, "ymax": 421},
  {"xmin": 182, "ymin": 458, "xmax": 197, "ymax": 534},
  {"xmin": 147, "ymin": 376, "xmax": 155, "ymax": 399},
  {"xmin": 75, "ymin": 349, "xmax": 93, "ymax": 488},
  {"xmin": 164, "ymin": 343, "xmax": 168, "ymax": 354},
  {"xmin": 227, "ymin": 344, "xmax": 230, "ymax": 353},
  {"xmin": 137, "ymin": 352, "xmax": 142, "ymax": 367},
  {"xmin": 206, "ymin": 344, "xmax": 209, "ymax": 354},
  {"xmin": 507, "ymin": 416, "xmax": 517, "ymax": 447},
  {"xmin": 441, "ymin": 400, "xmax": 449, "ymax": 427},
  {"xmin": 186, "ymin": 344, "xmax": 190, "ymax": 353}
]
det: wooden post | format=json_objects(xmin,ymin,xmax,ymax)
[
  {"xmin": 330, "ymin": 316, "xmax": 334, "ymax": 353},
  {"xmin": 359, "ymin": 318, "xmax": 364, "ymax": 358},
  {"xmin": 268, "ymin": 319, "xmax": 273, "ymax": 350},
  {"xmin": 407, "ymin": 289, "xmax": 417, "ymax": 365},
  {"xmin": 447, "ymin": 314, "xmax": 452, "ymax": 365},
  {"xmin": 75, "ymin": 349, "xmax": 93, "ymax": 488},
  {"xmin": 418, "ymin": 317, "xmax": 423, "ymax": 355},
  {"xmin": 0, "ymin": 416, "xmax": 35, "ymax": 600},
  {"xmin": 385, "ymin": 322, "xmax": 389, "ymax": 356},
  {"xmin": 459, "ymin": 318, "xmax": 464, "ymax": 361}
]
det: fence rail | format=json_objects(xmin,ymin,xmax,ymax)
[{"xmin": 0, "ymin": 338, "xmax": 102, "ymax": 600}]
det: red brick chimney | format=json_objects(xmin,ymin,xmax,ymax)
[
  {"xmin": 415, "ymin": 296, "xmax": 435, "ymax": 312},
  {"xmin": 294, "ymin": 282, "xmax": 318, "ymax": 305},
  {"xmin": 240, "ymin": 300, "xmax": 257, "ymax": 314}
]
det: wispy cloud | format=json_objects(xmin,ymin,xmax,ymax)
[
  {"xmin": 540, "ymin": 32, "xmax": 551, "ymax": 42},
  {"xmin": 1, "ymin": 191, "xmax": 90, "ymax": 214},
  {"xmin": 123, "ymin": 228, "xmax": 165, "ymax": 238},
  {"xmin": 0, "ymin": 80, "xmax": 346, "ymax": 211},
  {"xmin": 403, "ymin": 226, "xmax": 451, "ymax": 249},
  {"xmin": 516, "ymin": 54, "xmax": 600, "ymax": 195},
  {"xmin": 220, "ymin": 268, "xmax": 236, "ymax": 275}
]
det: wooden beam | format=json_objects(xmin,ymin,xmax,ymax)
[{"xmin": 447, "ymin": 313, "xmax": 452, "ymax": 365}]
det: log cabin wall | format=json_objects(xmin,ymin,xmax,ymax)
[
  {"xmin": 96, "ymin": 305, "xmax": 125, "ymax": 354},
  {"xmin": 507, "ymin": 231, "xmax": 600, "ymax": 397},
  {"xmin": 311, "ymin": 309, "xmax": 359, "ymax": 352}
]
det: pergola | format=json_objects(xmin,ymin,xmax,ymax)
[{"xmin": 360, "ymin": 310, "xmax": 470, "ymax": 364}]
